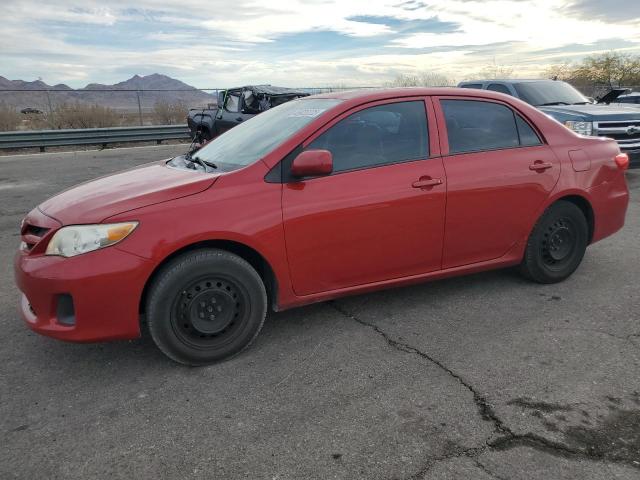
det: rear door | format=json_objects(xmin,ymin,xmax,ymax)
[
  {"xmin": 434, "ymin": 97, "xmax": 560, "ymax": 269},
  {"xmin": 281, "ymin": 98, "xmax": 447, "ymax": 296}
]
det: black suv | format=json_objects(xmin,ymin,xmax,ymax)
[
  {"xmin": 458, "ymin": 79, "xmax": 640, "ymax": 167},
  {"xmin": 187, "ymin": 85, "xmax": 309, "ymax": 142}
]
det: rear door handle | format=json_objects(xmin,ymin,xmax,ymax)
[
  {"xmin": 412, "ymin": 178, "xmax": 443, "ymax": 188},
  {"xmin": 529, "ymin": 161, "xmax": 553, "ymax": 171}
]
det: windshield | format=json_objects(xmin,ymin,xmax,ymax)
[
  {"xmin": 514, "ymin": 81, "xmax": 590, "ymax": 106},
  {"xmin": 195, "ymin": 98, "xmax": 342, "ymax": 171}
]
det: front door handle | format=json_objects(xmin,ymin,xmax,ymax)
[
  {"xmin": 412, "ymin": 177, "xmax": 443, "ymax": 188},
  {"xmin": 529, "ymin": 161, "xmax": 553, "ymax": 171}
]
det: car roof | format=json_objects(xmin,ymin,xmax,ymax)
[
  {"xmin": 459, "ymin": 79, "xmax": 557, "ymax": 84},
  {"xmin": 306, "ymin": 86, "xmax": 530, "ymax": 103}
]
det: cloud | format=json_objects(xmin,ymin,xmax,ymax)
[
  {"xmin": 0, "ymin": 0, "xmax": 638, "ymax": 87},
  {"xmin": 565, "ymin": 0, "xmax": 640, "ymax": 23}
]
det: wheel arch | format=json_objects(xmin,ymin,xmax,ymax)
[
  {"xmin": 553, "ymin": 194, "xmax": 595, "ymax": 244},
  {"xmin": 139, "ymin": 239, "xmax": 279, "ymax": 318}
]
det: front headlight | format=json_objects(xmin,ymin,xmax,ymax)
[
  {"xmin": 564, "ymin": 121, "xmax": 593, "ymax": 136},
  {"xmin": 45, "ymin": 222, "xmax": 138, "ymax": 257}
]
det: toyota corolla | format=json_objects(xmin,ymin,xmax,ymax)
[{"xmin": 14, "ymin": 88, "xmax": 630, "ymax": 365}]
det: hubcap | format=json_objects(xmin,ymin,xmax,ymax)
[
  {"xmin": 542, "ymin": 218, "xmax": 576, "ymax": 267},
  {"xmin": 172, "ymin": 277, "xmax": 245, "ymax": 346},
  {"xmin": 189, "ymin": 289, "xmax": 236, "ymax": 334}
]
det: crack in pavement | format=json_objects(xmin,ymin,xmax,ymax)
[
  {"xmin": 543, "ymin": 327, "xmax": 638, "ymax": 345},
  {"xmin": 329, "ymin": 302, "xmax": 510, "ymax": 437},
  {"xmin": 329, "ymin": 301, "xmax": 640, "ymax": 476},
  {"xmin": 404, "ymin": 445, "xmax": 488, "ymax": 480},
  {"xmin": 473, "ymin": 459, "xmax": 509, "ymax": 480}
]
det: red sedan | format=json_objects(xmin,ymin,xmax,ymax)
[{"xmin": 14, "ymin": 88, "xmax": 630, "ymax": 365}]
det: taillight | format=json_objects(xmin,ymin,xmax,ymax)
[{"xmin": 615, "ymin": 153, "xmax": 629, "ymax": 171}]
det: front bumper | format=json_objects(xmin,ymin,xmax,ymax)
[{"xmin": 14, "ymin": 246, "xmax": 154, "ymax": 342}]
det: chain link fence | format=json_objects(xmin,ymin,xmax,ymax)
[
  {"xmin": 0, "ymin": 87, "xmax": 377, "ymax": 132},
  {"xmin": 2, "ymin": 83, "xmax": 637, "ymax": 133}
]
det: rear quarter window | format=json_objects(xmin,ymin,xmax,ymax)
[{"xmin": 515, "ymin": 115, "xmax": 542, "ymax": 146}]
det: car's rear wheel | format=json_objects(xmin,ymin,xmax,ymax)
[
  {"xmin": 146, "ymin": 249, "xmax": 267, "ymax": 365},
  {"xmin": 520, "ymin": 201, "xmax": 588, "ymax": 284}
]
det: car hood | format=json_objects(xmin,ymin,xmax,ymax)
[
  {"xmin": 540, "ymin": 104, "xmax": 640, "ymax": 121},
  {"xmin": 39, "ymin": 160, "xmax": 219, "ymax": 225}
]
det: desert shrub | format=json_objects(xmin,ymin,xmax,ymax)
[
  {"xmin": 0, "ymin": 104, "xmax": 22, "ymax": 131},
  {"xmin": 49, "ymin": 103, "xmax": 121, "ymax": 129},
  {"xmin": 152, "ymin": 100, "xmax": 187, "ymax": 125}
]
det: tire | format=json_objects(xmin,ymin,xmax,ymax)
[
  {"xmin": 200, "ymin": 128, "xmax": 212, "ymax": 142},
  {"xmin": 146, "ymin": 249, "xmax": 267, "ymax": 365},
  {"xmin": 520, "ymin": 201, "xmax": 588, "ymax": 284}
]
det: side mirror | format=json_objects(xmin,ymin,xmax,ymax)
[
  {"xmin": 217, "ymin": 91, "xmax": 226, "ymax": 108},
  {"xmin": 291, "ymin": 150, "xmax": 333, "ymax": 178}
]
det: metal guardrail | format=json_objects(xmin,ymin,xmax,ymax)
[{"xmin": 0, "ymin": 125, "xmax": 191, "ymax": 152}]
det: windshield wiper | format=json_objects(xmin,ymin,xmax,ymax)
[
  {"xmin": 184, "ymin": 152, "xmax": 217, "ymax": 172},
  {"xmin": 538, "ymin": 102, "xmax": 570, "ymax": 106},
  {"xmin": 572, "ymin": 101, "xmax": 592, "ymax": 105}
]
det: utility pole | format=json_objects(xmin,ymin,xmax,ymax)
[
  {"xmin": 136, "ymin": 90, "xmax": 143, "ymax": 126},
  {"xmin": 45, "ymin": 90, "xmax": 54, "ymax": 128}
]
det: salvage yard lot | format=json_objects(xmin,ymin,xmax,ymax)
[{"xmin": 0, "ymin": 144, "xmax": 639, "ymax": 479}]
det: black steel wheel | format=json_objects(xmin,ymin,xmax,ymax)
[
  {"xmin": 146, "ymin": 249, "xmax": 267, "ymax": 365},
  {"xmin": 520, "ymin": 201, "xmax": 588, "ymax": 284}
]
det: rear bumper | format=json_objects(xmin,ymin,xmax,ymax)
[
  {"xmin": 14, "ymin": 246, "xmax": 154, "ymax": 342},
  {"xmin": 625, "ymin": 149, "xmax": 640, "ymax": 168},
  {"xmin": 589, "ymin": 175, "xmax": 630, "ymax": 243}
]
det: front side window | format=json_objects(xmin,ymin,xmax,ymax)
[
  {"xmin": 225, "ymin": 93, "xmax": 241, "ymax": 112},
  {"xmin": 307, "ymin": 101, "xmax": 429, "ymax": 173}
]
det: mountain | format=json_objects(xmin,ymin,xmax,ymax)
[{"xmin": 0, "ymin": 74, "xmax": 215, "ymax": 112}]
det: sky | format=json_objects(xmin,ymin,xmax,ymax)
[{"xmin": 1, "ymin": 0, "xmax": 639, "ymax": 88}]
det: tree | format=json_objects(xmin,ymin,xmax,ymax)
[
  {"xmin": 477, "ymin": 58, "xmax": 514, "ymax": 80},
  {"xmin": 386, "ymin": 72, "xmax": 455, "ymax": 87},
  {"xmin": 545, "ymin": 52, "xmax": 640, "ymax": 88}
]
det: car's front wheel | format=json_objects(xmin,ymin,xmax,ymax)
[
  {"xmin": 520, "ymin": 201, "xmax": 588, "ymax": 284},
  {"xmin": 146, "ymin": 249, "xmax": 267, "ymax": 365}
]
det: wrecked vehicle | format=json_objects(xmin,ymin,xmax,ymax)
[{"xmin": 187, "ymin": 85, "xmax": 310, "ymax": 142}]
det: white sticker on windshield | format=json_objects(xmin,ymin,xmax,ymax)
[{"xmin": 287, "ymin": 108, "xmax": 326, "ymax": 118}]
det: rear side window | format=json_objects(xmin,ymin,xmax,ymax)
[
  {"xmin": 307, "ymin": 101, "xmax": 428, "ymax": 173},
  {"xmin": 442, "ymin": 100, "xmax": 542, "ymax": 154},
  {"xmin": 442, "ymin": 100, "xmax": 519, "ymax": 154},
  {"xmin": 487, "ymin": 83, "xmax": 512, "ymax": 96}
]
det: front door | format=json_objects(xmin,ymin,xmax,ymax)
[{"xmin": 282, "ymin": 99, "xmax": 447, "ymax": 296}]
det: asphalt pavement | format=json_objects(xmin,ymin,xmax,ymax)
[{"xmin": 1, "ymin": 144, "xmax": 639, "ymax": 479}]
